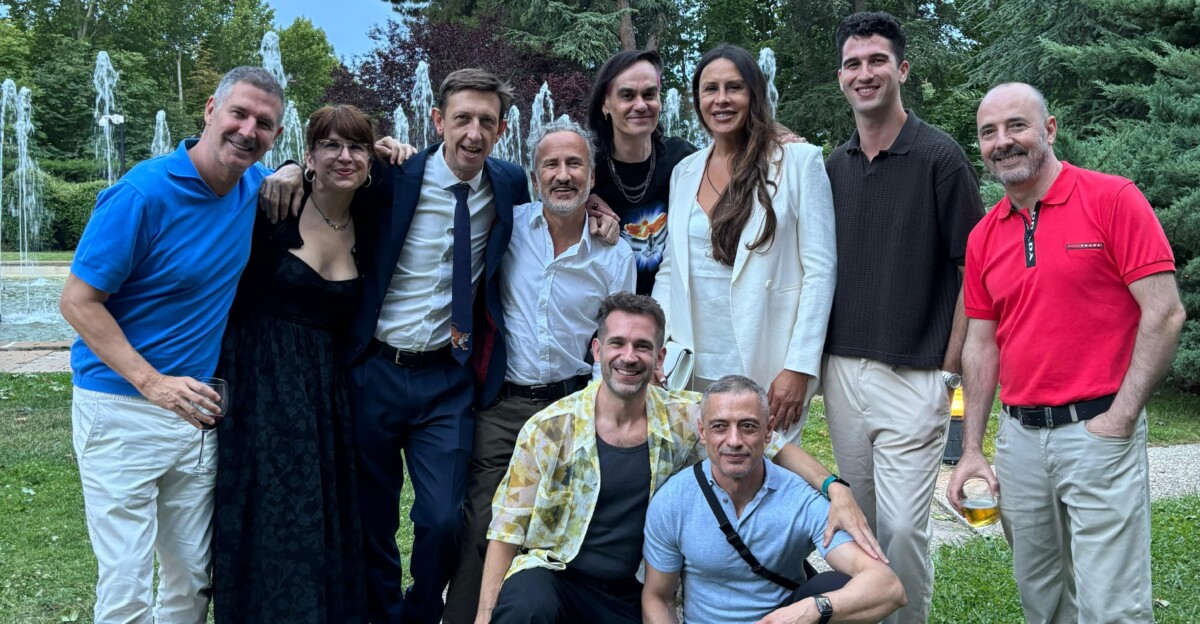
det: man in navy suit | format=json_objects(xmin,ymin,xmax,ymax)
[{"xmin": 343, "ymin": 69, "xmax": 528, "ymax": 624}]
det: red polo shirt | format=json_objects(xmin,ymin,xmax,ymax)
[{"xmin": 964, "ymin": 162, "xmax": 1175, "ymax": 406}]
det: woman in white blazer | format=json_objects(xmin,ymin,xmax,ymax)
[{"xmin": 651, "ymin": 44, "xmax": 836, "ymax": 444}]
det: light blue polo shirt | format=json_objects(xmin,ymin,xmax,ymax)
[
  {"xmin": 644, "ymin": 459, "xmax": 854, "ymax": 623},
  {"xmin": 70, "ymin": 139, "xmax": 267, "ymax": 396}
]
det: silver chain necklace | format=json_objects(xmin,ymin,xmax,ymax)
[{"xmin": 607, "ymin": 146, "xmax": 656, "ymax": 204}]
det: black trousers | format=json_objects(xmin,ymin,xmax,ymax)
[
  {"xmin": 490, "ymin": 567, "xmax": 641, "ymax": 624},
  {"xmin": 350, "ymin": 354, "xmax": 475, "ymax": 624}
]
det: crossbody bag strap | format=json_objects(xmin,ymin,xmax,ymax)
[{"xmin": 692, "ymin": 463, "xmax": 799, "ymax": 591}]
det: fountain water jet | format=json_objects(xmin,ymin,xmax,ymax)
[
  {"xmin": 258, "ymin": 31, "xmax": 305, "ymax": 168},
  {"xmin": 391, "ymin": 102, "xmax": 411, "ymax": 146},
  {"xmin": 661, "ymin": 88, "xmax": 681, "ymax": 138},
  {"xmin": 0, "ymin": 78, "xmax": 54, "ymax": 330},
  {"xmin": 410, "ymin": 61, "xmax": 435, "ymax": 149},
  {"xmin": 93, "ymin": 52, "xmax": 120, "ymax": 185},
  {"xmin": 151, "ymin": 110, "xmax": 172, "ymax": 157},
  {"xmin": 493, "ymin": 105, "xmax": 521, "ymax": 166},
  {"xmin": 758, "ymin": 48, "xmax": 779, "ymax": 117}
]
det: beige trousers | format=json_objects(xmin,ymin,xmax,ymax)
[
  {"xmin": 72, "ymin": 387, "xmax": 215, "ymax": 624},
  {"xmin": 821, "ymin": 355, "xmax": 948, "ymax": 624},
  {"xmin": 995, "ymin": 409, "xmax": 1153, "ymax": 623}
]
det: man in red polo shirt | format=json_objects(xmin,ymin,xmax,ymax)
[{"xmin": 948, "ymin": 82, "xmax": 1185, "ymax": 623}]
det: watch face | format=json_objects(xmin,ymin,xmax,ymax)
[{"xmin": 815, "ymin": 595, "xmax": 833, "ymax": 614}]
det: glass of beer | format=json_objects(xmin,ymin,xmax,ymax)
[{"xmin": 960, "ymin": 478, "xmax": 1000, "ymax": 528}]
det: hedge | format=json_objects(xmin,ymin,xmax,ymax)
[{"xmin": 1, "ymin": 170, "xmax": 106, "ymax": 252}]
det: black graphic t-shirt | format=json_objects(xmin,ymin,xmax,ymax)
[{"xmin": 593, "ymin": 136, "xmax": 697, "ymax": 295}]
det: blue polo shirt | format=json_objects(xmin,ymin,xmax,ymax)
[
  {"xmin": 70, "ymin": 139, "xmax": 266, "ymax": 396},
  {"xmin": 644, "ymin": 459, "xmax": 854, "ymax": 624}
]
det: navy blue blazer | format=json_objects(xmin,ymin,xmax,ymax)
[{"xmin": 346, "ymin": 143, "xmax": 530, "ymax": 408}]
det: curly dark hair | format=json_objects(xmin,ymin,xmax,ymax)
[{"xmin": 835, "ymin": 11, "xmax": 907, "ymax": 62}]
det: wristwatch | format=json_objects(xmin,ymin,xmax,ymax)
[
  {"xmin": 813, "ymin": 594, "xmax": 833, "ymax": 624},
  {"xmin": 941, "ymin": 370, "xmax": 962, "ymax": 389}
]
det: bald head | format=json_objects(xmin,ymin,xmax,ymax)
[
  {"xmin": 981, "ymin": 82, "xmax": 1049, "ymax": 121},
  {"xmin": 977, "ymin": 82, "xmax": 1058, "ymax": 189}
]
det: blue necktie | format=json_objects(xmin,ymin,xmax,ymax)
[{"xmin": 449, "ymin": 182, "xmax": 473, "ymax": 364}]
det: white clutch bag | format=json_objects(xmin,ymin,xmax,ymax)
[{"xmin": 663, "ymin": 339, "xmax": 694, "ymax": 392}]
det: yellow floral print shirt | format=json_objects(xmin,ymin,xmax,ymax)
[{"xmin": 487, "ymin": 380, "xmax": 784, "ymax": 579}]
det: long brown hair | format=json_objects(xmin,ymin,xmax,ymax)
[{"xmin": 692, "ymin": 44, "xmax": 780, "ymax": 266}]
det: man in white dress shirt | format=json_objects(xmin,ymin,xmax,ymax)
[{"xmin": 441, "ymin": 119, "xmax": 636, "ymax": 624}]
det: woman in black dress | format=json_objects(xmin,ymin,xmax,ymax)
[
  {"xmin": 213, "ymin": 105, "xmax": 375, "ymax": 624},
  {"xmin": 587, "ymin": 49, "xmax": 698, "ymax": 295}
]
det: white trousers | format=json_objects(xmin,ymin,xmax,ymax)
[
  {"xmin": 995, "ymin": 409, "xmax": 1153, "ymax": 623},
  {"xmin": 72, "ymin": 387, "xmax": 216, "ymax": 624},
  {"xmin": 821, "ymin": 355, "xmax": 948, "ymax": 624}
]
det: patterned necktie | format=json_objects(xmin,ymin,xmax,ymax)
[{"xmin": 449, "ymin": 182, "xmax": 473, "ymax": 364}]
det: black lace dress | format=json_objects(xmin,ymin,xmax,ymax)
[{"xmin": 212, "ymin": 209, "xmax": 365, "ymax": 624}]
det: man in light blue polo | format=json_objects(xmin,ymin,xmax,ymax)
[
  {"xmin": 59, "ymin": 66, "xmax": 283, "ymax": 623},
  {"xmin": 642, "ymin": 375, "xmax": 906, "ymax": 624}
]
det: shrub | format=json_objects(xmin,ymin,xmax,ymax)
[
  {"xmin": 39, "ymin": 158, "xmax": 103, "ymax": 183},
  {"xmin": 41, "ymin": 173, "xmax": 106, "ymax": 251}
]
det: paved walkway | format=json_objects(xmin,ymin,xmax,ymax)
[
  {"xmin": 0, "ymin": 343, "xmax": 71, "ymax": 373},
  {"xmin": 3, "ymin": 345, "xmax": 1197, "ymax": 555}
]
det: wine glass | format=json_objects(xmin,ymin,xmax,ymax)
[{"xmin": 184, "ymin": 377, "xmax": 227, "ymax": 476}]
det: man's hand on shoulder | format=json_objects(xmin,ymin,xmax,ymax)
[
  {"xmin": 258, "ymin": 162, "xmax": 304, "ymax": 223},
  {"xmin": 825, "ymin": 483, "xmax": 886, "ymax": 563},
  {"xmin": 374, "ymin": 136, "xmax": 416, "ymax": 165},
  {"xmin": 587, "ymin": 194, "xmax": 620, "ymax": 244}
]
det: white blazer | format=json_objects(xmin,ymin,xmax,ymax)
[{"xmin": 651, "ymin": 141, "xmax": 837, "ymax": 389}]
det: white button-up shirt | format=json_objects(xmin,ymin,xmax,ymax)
[
  {"xmin": 501, "ymin": 202, "xmax": 636, "ymax": 386},
  {"xmin": 375, "ymin": 145, "xmax": 496, "ymax": 351}
]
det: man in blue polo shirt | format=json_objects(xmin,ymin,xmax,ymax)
[
  {"xmin": 643, "ymin": 375, "xmax": 905, "ymax": 624},
  {"xmin": 59, "ymin": 66, "xmax": 283, "ymax": 623}
]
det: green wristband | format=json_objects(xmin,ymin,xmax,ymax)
[
  {"xmin": 821, "ymin": 475, "xmax": 849, "ymax": 499},
  {"xmin": 821, "ymin": 475, "xmax": 837, "ymax": 498}
]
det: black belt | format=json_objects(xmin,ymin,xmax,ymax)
[
  {"xmin": 368, "ymin": 339, "xmax": 454, "ymax": 368},
  {"xmin": 500, "ymin": 375, "xmax": 591, "ymax": 403},
  {"xmin": 1003, "ymin": 394, "xmax": 1116, "ymax": 429}
]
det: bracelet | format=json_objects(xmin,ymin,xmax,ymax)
[{"xmin": 820, "ymin": 475, "xmax": 850, "ymax": 499}]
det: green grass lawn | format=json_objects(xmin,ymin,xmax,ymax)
[
  {"xmin": 2, "ymin": 373, "xmax": 1197, "ymax": 622},
  {"xmin": 0, "ymin": 251, "xmax": 74, "ymax": 263}
]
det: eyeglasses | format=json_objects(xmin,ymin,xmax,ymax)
[{"xmin": 315, "ymin": 138, "xmax": 371, "ymax": 159}]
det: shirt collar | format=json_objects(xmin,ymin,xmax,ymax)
[
  {"xmin": 429, "ymin": 143, "xmax": 486, "ymax": 192},
  {"xmin": 528, "ymin": 201, "xmax": 593, "ymax": 252},
  {"xmin": 569, "ymin": 382, "xmax": 675, "ymax": 457},
  {"xmin": 166, "ymin": 138, "xmax": 204, "ymax": 180},
  {"xmin": 997, "ymin": 161, "xmax": 1078, "ymax": 220},
  {"xmin": 845, "ymin": 110, "xmax": 921, "ymax": 156}
]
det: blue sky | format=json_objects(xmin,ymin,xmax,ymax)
[{"xmin": 266, "ymin": 0, "xmax": 399, "ymax": 63}]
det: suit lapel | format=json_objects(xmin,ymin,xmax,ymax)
[
  {"xmin": 483, "ymin": 158, "xmax": 517, "ymax": 280},
  {"xmin": 731, "ymin": 203, "xmax": 765, "ymax": 285},
  {"xmin": 674, "ymin": 147, "xmax": 710, "ymax": 295}
]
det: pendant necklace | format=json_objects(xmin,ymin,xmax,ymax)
[{"xmin": 309, "ymin": 195, "xmax": 351, "ymax": 232}]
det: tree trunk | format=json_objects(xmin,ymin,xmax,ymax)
[
  {"xmin": 617, "ymin": 0, "xmax": 636, "ymax": 50},
  {"xmin": 177, "ymin": 49, "xmax": 184, "ymax": 103},
  {"xmin": 77, "ymin": 0, "xmax": 96, "ymax": 41}
]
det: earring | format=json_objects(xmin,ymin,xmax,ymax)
[
  {"xmin": 303, "ymin": 168, "xmax": 315, "ymax": 183},
  {"xmin": 361, "ymin": 174, "xmax": 372, "ymax": 188}
]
